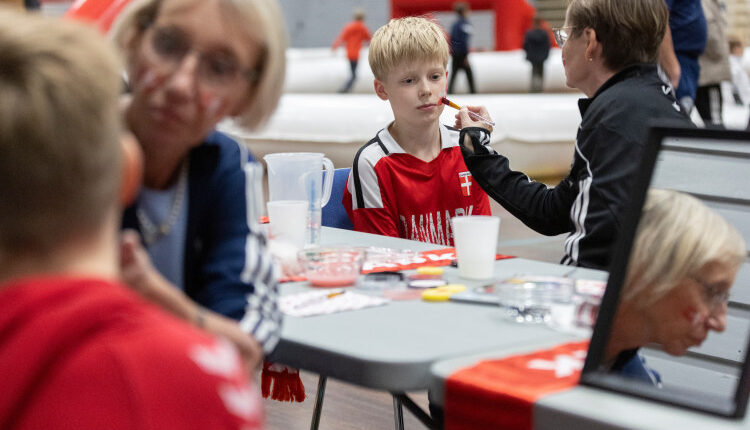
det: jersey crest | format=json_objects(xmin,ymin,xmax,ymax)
[{"xmin": 458, "ymin": 171, "xmax": 473, "ymax": 196}]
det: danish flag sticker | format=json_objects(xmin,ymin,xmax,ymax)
[{"xmin": 458, "ymin": 171, "xmax": 473, "ymax": 196}]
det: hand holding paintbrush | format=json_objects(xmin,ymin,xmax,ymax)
[{"xmin": 440, "ymin": 96, "xmax": 495, "ymax": 130}]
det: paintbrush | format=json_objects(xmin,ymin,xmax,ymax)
[{"xmin": 440, "ymin": 96, "xmax": 495, "ymax": 127}]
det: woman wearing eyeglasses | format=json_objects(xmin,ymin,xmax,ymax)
[
  {"xmin": 111, "ymin": 0, "xmax": 286, "ymax": 370},
  {"xmin": 454, "ymin": 0, "xmax": 693, "ymax": 271},
  {"xmin": 605, "ymin": 189, "xmax": 745, "ymax": 383}
]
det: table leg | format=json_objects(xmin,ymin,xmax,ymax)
[
  {"xmin": 310, "ymin": 375, "xmax": 327, "ymax": 430},
  {"xmin": 392, "ymin": 394, "xmax": 404, "ymax": 430},
  {"xmin": 391, "ymin": 393, "xmax": 438, "ymax": 430}
]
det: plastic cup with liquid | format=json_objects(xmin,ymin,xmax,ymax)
[
  {"xmin": 267, "ymin": 200, "xmax": 308, "ymax": 249},
  {"xmin": 451, "ymin": 215, "xmax": 500, "ymax": 280},
  {"xmin": 264, "ymin": 152, "xmax": 334, "ymax": 246}
]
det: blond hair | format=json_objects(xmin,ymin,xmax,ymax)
[
  {"xmin": 622, "ymin": 189, "xmax": 747, "ymax": 308},
  {"xmin": 368, "ymin": 16, "xmax": 450, "ymax": 81},
  {"xmin": 0, "ymin": 9, "xmax": 123, "ymax": 254},
  {"xmin": 567, "ymin": 0, "xmax": 668, "ymax": 71},
  {"xmin": 111, "ymin": 0, "xmax": 287, "ymax": 130}
]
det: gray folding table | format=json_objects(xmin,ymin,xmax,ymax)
[{"xmin": 269, "ymin": 227, "xmax": 605, "ymax": 429}]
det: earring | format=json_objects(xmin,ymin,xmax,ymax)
[{"xmin": 588, "ymin": 57, "xmax": 593, "ymax": 62}]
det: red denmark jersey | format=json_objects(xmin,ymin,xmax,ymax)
[{"xmin": 343, "ymin": 124, "xmax": 491, "ymax": 246}]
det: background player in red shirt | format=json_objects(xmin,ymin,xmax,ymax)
[
  {"xmin": 0, "ymin": 10, "xmax": 262, "ymax": 429},
  {"xmin": 343, "ymin": 16, "xmax": 491, "ymax": 246},
  {"xmin": 332, "ymin": 8, "xmax": 371, "ymax": 93}
]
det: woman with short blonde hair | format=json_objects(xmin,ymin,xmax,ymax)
[
  {"xmin": 113, "ymin": 0, "xmax": 288, "ymax": 369},
  {"xmin": 606, "ymin": 189, "xmax": 746, "ymax": 382}
]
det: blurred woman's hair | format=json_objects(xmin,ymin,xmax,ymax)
[
  {"xmin": 622, "ymin": 189, "xmax": 746, "ymax": 308},
  {"xmin": 111, "ymin": 0, "xmax": 287, "ymax": 130}
]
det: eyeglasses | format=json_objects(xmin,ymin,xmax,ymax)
[
  {"xmin": 553, "ymin": 26, "xmax": 575, "ymax": 48},
  {"xmin": 143, "ymin": 26, "xmax": 259, "ymax": 91},
  {"xmin": 690, "ymin": 276, "xmax": 731, "ymax": 313}
]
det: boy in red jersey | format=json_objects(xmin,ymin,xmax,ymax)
[
  {"xmin": 343, "ymin": 16, "xmax": 491, "ymax": 246},
  {"xmin": 0, "ymin": 10, "xmax": 262, "ymax": 430}
]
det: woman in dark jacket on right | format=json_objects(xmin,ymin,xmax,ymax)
[{"xmin": 454, "ymin": 0, "xmax": 693, "ymax": 271}]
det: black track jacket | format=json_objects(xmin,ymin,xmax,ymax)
[{"xmin": 460, "ymin": 64, "xmax": 692, "ymax": 270}]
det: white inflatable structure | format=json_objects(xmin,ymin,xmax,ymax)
[
  {"xmin": 285, "ymin": 47, "xmax": 750, "ymax": 95},
  {"xmin": 220, "ymin": 48, "xmax": 750, "ymax": 180},
  {"xmin": 285, "ymin": 47, "xmax": 574, "ymax": 94}
]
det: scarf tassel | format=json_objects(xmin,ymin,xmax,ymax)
[{"xmin": 261, "ymin": 361, "xmax": 306, "ymax": 402}]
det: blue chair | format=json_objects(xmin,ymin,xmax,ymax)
[{"xmin": 322, "ymin": 167, "xmax": 354, "ymax": 230}]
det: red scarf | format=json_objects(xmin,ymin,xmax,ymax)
[{"xmin": 444, "ymin": 341, "xmax": 589, "ymax": 430}]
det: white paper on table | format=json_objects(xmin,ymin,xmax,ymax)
[{"xmin": 280, "ymin": 290, "xmax": 389, "ymax": 317}]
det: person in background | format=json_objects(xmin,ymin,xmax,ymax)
[
  {"xmin": 728, "ymin": 35, "xmax": 750, "ymax": 129},
  {"xmin": 455, "ymin": 0, "xmax": 691, "ymax": 270},
  {"xmin": 344, "ymin": 16, "xmax": 491, "ymax": 246},
  {"xmin": 605, "ymin": 189, "xmax": 745, "ymax": 384},
  {"xmin": 332, "ymin": 8, "xmax": 371, "ymax": 93},
  {"xmin": 695, "ymin": 0, "xmax": 731, "ymax": 126},
  {"xmin": 0, "ymin": 9, "xmax": 263, "ymax": 429},
  {"xmin": 23, "ymin": 0, "xmax": 39, "ymax": 10},
  {"xmin": 659, "ymin": 0, "xmax": 707, "ymax": 112},
  {"xmin": 448, "ymin": 1, "xmax": 476, "ymax": 94},
  {"xmin": 111, "ymin": 0, "xmax": 287, "ymax": 369},
  {"xmin": 523, "ymin": 16, "xmax": 551, "ymax": 93}
]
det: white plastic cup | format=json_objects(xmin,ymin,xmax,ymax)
[
  {"xmin": 267, "ymin": 200, "xmax": 308, "ymax": 249},
  {"xmin": 451, "ymin": 215, "xmax": 500, "ymax": 280}
]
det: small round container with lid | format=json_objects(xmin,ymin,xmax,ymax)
[
  {"xmin": 494, "ymin": 276, "xmax": 574, "ymax": 323},
  {"xmin": 298, "ymin": 247, "xmax": 365, "ymax": 287}
]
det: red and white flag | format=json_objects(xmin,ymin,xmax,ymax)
[
  {"xmin": 458, "ymin": 172, "xmax": 473, "ymax": 197},
  {"xmin": 445, "ymin": 341, "xmax": 589, "ymax": 430}
]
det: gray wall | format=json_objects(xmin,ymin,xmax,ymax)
[
  {"xmin": 278, "ymin": 0, "xmax": 390, "ymax": 49},
  {"xmin": 278, "ymin": 0, "xmax": 496, "ymax": 50}
]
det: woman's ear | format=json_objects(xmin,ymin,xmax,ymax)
[
  {"xmin": 374, "ymin": 79, "xmax": 389, "ymax": 100},
  {"xmin": 584, "ymin": 28, "xmax": 600, "ymax": 61},
  {"xmin": 119, "ymin": 132, "xmax": 143, "ymax": 207}
]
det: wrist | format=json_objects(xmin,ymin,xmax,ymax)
[
  {"xmin": 194, "ymin": 305, "xmax": 207, "ymax": 329},
  {"xmin": 459, "ymin": 127, "xmax": 492, "ymax": 155}
]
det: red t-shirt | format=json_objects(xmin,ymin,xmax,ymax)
[
  {"xmin": 332, "ymin": 20, "xmax": 371, "ymax": 61},
  {"xmin": 343, "ymin": 124, "xmax": 491, "ymax": 246},
  {"xmin": 0, "ymin": 276, "xmax": 262, "ymax": 430}
]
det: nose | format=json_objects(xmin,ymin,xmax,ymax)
[
  {"xmin": 418, "ymin": 77, "xmax": 432, "ymax": 98},
  {"xmin": 707, "ymin": 305, "xmax": 727, "ymax": 332},
  {"xmin": 165, "ymin": 51, "xmax": 200, "ymax": 99}
]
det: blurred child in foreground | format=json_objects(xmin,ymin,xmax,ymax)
[{"xmin": 0, "ymin": 10, "xmax": 263, "ymax": 429}]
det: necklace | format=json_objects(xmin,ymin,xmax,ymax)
[{"xmin": 136, "ymin": 160, "xmax": 189, "ymax": 246}]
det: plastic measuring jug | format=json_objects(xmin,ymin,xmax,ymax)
[{"xmin": 263, "ymin": 152, "xmax": 334, "ymax": 246}]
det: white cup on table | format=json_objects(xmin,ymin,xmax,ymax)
[
  {"xmin": 451, "ymin": 215, "xmax": 500, "ymax": 280},
  {"xmin": 267, "ymin": 200, "xmax": 308, "ymax": 250}
]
